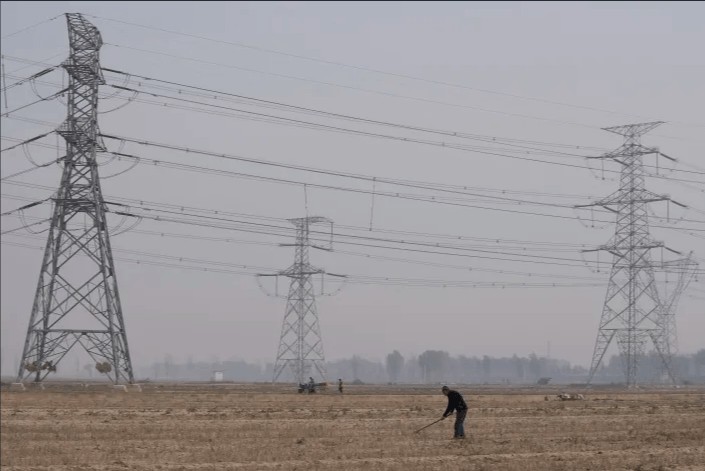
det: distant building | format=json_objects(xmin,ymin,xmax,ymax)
[{"xmin": 213, "ymin": 371, "xmax": 224, "ymax": 382}]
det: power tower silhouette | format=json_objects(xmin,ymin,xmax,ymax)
[
  {"xmin": 257, "ymin": 216, "xmax": 345, "ymax": 384},
  {"xmin": 655, "ymin": 253, "xmax": 698, "ymax": 381},
  {"xmin": 16, "ymin": 14, "xmax": 134, "ymax": 384},
  {"xmin": 577, "ymin": 122, "xmax": 694, "ymax": 387}
]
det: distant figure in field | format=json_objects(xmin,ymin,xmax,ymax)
[
  {"xmin": 441, "ymin": 385, "xmax": 468, "ymax": 439},
  {"xmin": 338, "ymin": 378, "xmax": 344, "ymax": 394}
]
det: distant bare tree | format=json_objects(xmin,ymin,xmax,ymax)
[
  {"xmin": 528, "ymin": 353, "xmax": 541, "ymax": 379},
  {"xmin": 695, "ymin": 349, "xmax": 705, "ymax": 377},
  {"xmin": 513, "ymin": 354, "xmax": 525, "ymax": 381},
  {"xmin": 482, "ymin": 355, "xmax": 491, "ymax": 379},
  {"xmin": 418, "ymin": 350, "xmax": 449, "ymax": 383},
  {"xmin": 386, "ymin": 350, "xmax": 404, "ymax": 383}
]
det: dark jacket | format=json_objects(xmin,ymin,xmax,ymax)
[{"xmin": 443, "ymin": 390, "xmax": 467, "ymax": 417}]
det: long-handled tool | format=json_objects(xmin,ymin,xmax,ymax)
[{"xmin": 414, "ymin": 416, "xmax": 446, "ymax": 434}]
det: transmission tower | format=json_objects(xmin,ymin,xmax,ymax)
[
  {"xmin": 578, "ymin": 122, "xmax": 688, "ymax": 387},
  {"xmin": 257, "ymin": 216, "xmax": 344, "ymax": 384},
  {"xmin": 655, "ymin": 253, "xmax": 699, "ymax": 380},
  {"xmin": 16, "ymin": 14, "xmax": 134, "ymax": 384}
]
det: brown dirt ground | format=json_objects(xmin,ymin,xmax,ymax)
[{"xmin": 1, "ymin": 383, "xmax": 704, "ymax": 470}]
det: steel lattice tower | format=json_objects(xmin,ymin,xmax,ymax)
[
  {"xmin": 16, "ymin": 14, "xmax": 133, "ymax": 384},
  {"xmin": 656, "ymin": 253, "xmax": 698, "ymax": 380},
  {"xmin": 579, "ymin": 122, "xmax": 684, "ymax": 387},
  {"xmin": 268, "ymin": 217, "xmax": 333, "ymax": 384}
]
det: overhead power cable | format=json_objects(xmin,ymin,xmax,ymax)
[
  {"xmin": 0, "ymin": 184, "xmax": 598, "ymax": 248},
  {"xmin": 1, "ymin": 15, "xmax": 62, "ymax": 40},
  {"xmin": 0, "ymin": 160, "xmax": 59, "ymax": 181},
  {"xmin": 0, "ymin": 87, "xmax": 67, "ymax": 117},
  {"xmin": 108, "ymin": 208, "xmax": 704, "ymax": 270},
  {"xmin": 3, "ymin": 133, "xmax": 704, "ymax": 229},
  {"xmin": 103, "ymin": 67, "xmax": 610, "ymax": 155},
  {"xmin": 97, "ymin": 135, "xmax": 705, "ymax": 225},
  {"xmin": 0, "ymin": 134, "xmax": 634, "ymax": 207},
  {"xmin": 0, "ymin": 66, "xmax": 57, "ymax": 93},
  {"xmin": 87, "ymin": 14, "xmax": 705, "ymax": 128},
  {"xmin": 2, "ymin": 209, "xmax": 613, "ymax": 281},
  {"xmin": 11, "ymin": 73, "xmax": 704, "ymax": 182},
  {"xmin": 107, "ymin": 75, "xmax": 705, "ymax": 177},
  {"xmin": 97, "ymin": 91, "xmax": 705, "ymax": 183},
  {"xmin": 4, "ymin": 132, "xmax": 703, "ymax": 228},
  {"xmin": 100, "ymin": 42, "xmax": 605, "ymax": 130},
  {"xmin": 1, "ymin": 238, "xmax": 607, "ymax": 289},
  {"xmin": 0, "ymin": 199, "xmax": 48, "ymax": 216},
  {"xmin": 0, "ymin": 218, "xmax": 50, "ymax": 235},
  {"xmin": 5, "ymin": 194, "xmax": 702, "ymax": 275},
  {"xmin": 9, "ymin": 72, "xmax": 606, "ymax": 164},
  {"xmin": 0, "ymin": 130, "xmax": 55, "ymax": 152}
]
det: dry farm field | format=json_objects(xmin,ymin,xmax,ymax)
[{"xmin": 1, "ymin": 383, "xmax": 704, "ymax": 470}]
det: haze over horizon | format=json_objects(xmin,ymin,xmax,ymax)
[{"xmin": 1, "ymin": 1, "xmax": 703, "ymax": 381}]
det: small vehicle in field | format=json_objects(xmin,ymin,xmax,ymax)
[{"xmin": 298, "ymin": 381, "xmax": 328, "ymax": 393}]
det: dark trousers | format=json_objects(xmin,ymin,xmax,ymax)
[{"xmin": 454, "ymin": 409, "xmax": 467, "ymax": 437}]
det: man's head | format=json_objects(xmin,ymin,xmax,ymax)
[{"xmin": 442, "ymin": 385, "xmax": 450, "ymax": 396}]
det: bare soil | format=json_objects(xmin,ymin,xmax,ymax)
[{"xmin": 2, "ymin": 383, "xmax": 704, "ymax": 470}]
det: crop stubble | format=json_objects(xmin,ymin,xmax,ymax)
[{"xmin": 1, "ymin": 384, "xmax": 704, "ymax": 470}]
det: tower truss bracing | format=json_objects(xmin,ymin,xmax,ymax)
[
  {"xmin": 261, "ymin": 216, "xmax": 338, "ymax": 385},
  {"xmin": 16, "ymin": 13, "xmax": 134, "ymax": 384},
  {"xmin": 578, "ymin": 121, "xmax": 692, "ymax": 387},
  {"xmin": 655, "ymin": 253, "xmax": 699, "ymax": 380}
]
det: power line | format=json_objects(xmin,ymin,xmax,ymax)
[
  {"xmin": 10, "ymin": 73, "xmax": 705, "ymax": 182},
  {"xmin": 2, "ymin": 209, "xmax": 615, "ymax": 283},
  {"xmin": 108, "ymin": 207, "xmax": 705, "ymax": 270},
  {"xmin": 101, "ymin": 42, "xmax": 604, "ymax": 130},
  {"xmin": 87, "ymin": 14, "xmax": 705, "ymax": 128},
  {"xmin": 0, "ymin": 87, "xmax": 67, "ymax": 117},
  {"xmin": 98, "ymin": 42, "xmax": 705, "ymax": 146},
  {"xmin": 0, "ymin": 133, "xmax": 635, "ymax": 204},
  {"xmin": 0, "ymin": 123, "xmax": 604, "ymax": 203},
  {"xmin": 0, "ymin": 66, "xmax": 58, "ymax": 93},
  {"xmin": 0, "ymin": 202, "xmax": 585, "ymax": 255},
  {"xmin": 0, "ymin": 218, "xmax": 50, "ymax": 235},
  {"xmin": 0, "ymin": 186, "xmax": 599, "ymax": 248},
  {"xmin": 106, "ymin": 75, "xmax": 705, "ymax": 177},
  {"xmin": 8, "ymin": 73, "xmax": 607, "ymax": 165},
  {"xmin": 95, "ymin": 89, "xmax": 608, "ymax": 166},
  {"xmin": 97, "ymin": 94, "xmax": 705, "ymax": 183},
  {"xmin": 0, "ymin": 15, "xmax": 62, "ymax": 40},
  {"xmin": 3, "ymin": 134, "xmax": 704, "ymax": 230},
  {"xmin": 102, "ymin": 68, "xmax": 705, "ymax": 182},
  {"xmin": 0, "ymin": 198, "xmax": 48, "ymax": 216},
  {"xmin": 103, "ymin": 67, "xmax": 611, "ymax": 155},
  {"xmin": 1, "ymin": 53, "xmax": 65, "ymax": 76},
  {"xmin": 1, "ymin": 238, "xmax": 608, "ymax": 289},
  {"xmin": 97, "ymin": 136, "xmax": 705, "ymax": 225},
  {"xmin": 0, "ymin": 130, "xmax": 55, "ymax": 152},
  {"xmin": 5, "ymin": 194, "xmax": 702, "ymax": 276},
  {"xmin": 0, "ymin": 161, "xmax": 57, "ymax": 181}
]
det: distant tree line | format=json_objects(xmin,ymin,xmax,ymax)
[
  {"xmin": 22, "ymin": 349, "xmax": 705, "ymax": 385},
  {"xmin": 121, "ymin": 349, "xmax": 705, "ymax": 385}
]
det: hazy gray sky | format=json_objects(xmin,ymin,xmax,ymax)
[{"xmin": 1, "ymin": 1, "xmax": 703, "ymax": 376}]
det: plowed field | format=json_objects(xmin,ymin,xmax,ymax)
[{"xmin": 2, "ymin": 384, "xmax": 704, "ymax": 470}]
